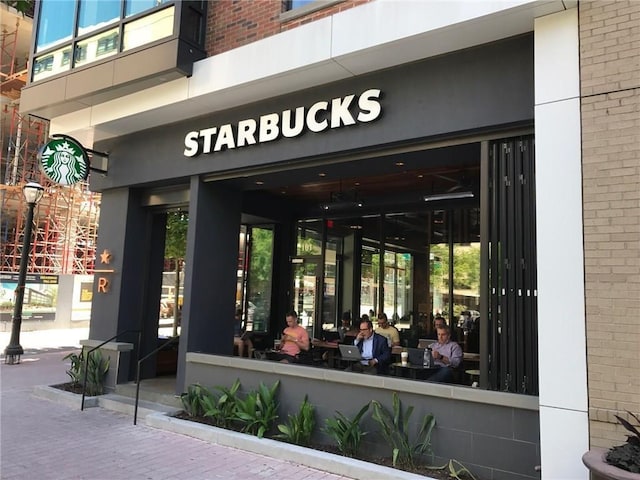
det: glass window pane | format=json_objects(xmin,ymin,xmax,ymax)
[
  {"xmin": 296, "ymin": 220, "xmax": 322, "ymax": 256},
  {"xmin": 32, "ymin": 47, "xmax": 71, "ymax": 82},
  {"xmin": 246, "ymin": 227, "xmax": 273, "ymax": 333},
  {"xmin": 126, "ymin": 0, "xmax": 170, "ymax": 17},
  {"xmin": 78, "ymin": 0, "xmax": 120, "ymax": 36},
  {"xmin": 123, "ymin": 6, "xmax": 174, "ymax": 51},
  {"xmin": 74, "ymin": 28, "xmax": 120, "ymax": 68},
  {"xmin": 36, "ymin": 0, "xmax": 75, "ymax": 52},
  {"xmin": 289, "ymin": 0, "xmax": 314, "ymax": 10}
]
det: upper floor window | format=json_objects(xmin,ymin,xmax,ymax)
[
  {"xmin": 287, "ymin": 0, "xmax": 315, "ymax": 10},
  {"xmin": 32, "ymin": 0, "xmax": 182, "ymax": 83},
  {"xmin": 78, "ymin": 1, "xmax": 121, "ymax": 36},
  {"xmin": 36, "ymin": 0, "xmax": 75, "ymax": 52}
]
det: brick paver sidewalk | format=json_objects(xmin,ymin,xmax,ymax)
[{"xmin": 0, "ymin": 349, "xmax": 352, "ymax": 480}]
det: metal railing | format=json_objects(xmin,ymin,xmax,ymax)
[
  {"xmin": 81, "ymin": 329, "xmax": 141, "ymax": 411},
  {"xmin": 133, "ymin": 335, "xmax": 179, "ymax": 425}
]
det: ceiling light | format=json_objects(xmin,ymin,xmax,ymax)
[
  {"xmin": 318, "ymin": 173, "xmax": 326, "ymax": 177},
  {"xmin": 423, "ymin": 191, "xmax": 474, "ymax": 202},
  {"xmin": 255, "ymin": 180, "xmax": 264, "ymax": 185},
  {"xmin": 395, "ymin": 162, "xmax": 404, "ymax": 166}
]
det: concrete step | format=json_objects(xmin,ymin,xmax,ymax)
[
  {"xmin": 99, "ymin": 393, "xmax": 181, "ymax": 421},
  {"xmin": 114, "ymin": 380, "xmax": 182, "ymax": 410}
]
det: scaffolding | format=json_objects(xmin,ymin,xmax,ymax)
[{"xmin": 1, "ymin": 14, "xmax": 100, "ymax": 276}]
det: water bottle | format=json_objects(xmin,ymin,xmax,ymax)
[{"xmin": 423, "ymin": 347, "xmax": 432, "ymax": 367}]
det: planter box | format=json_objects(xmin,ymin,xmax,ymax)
[
  {"xmin": 582, "ymin": 448, "xmax": 640, "ymax": 480},
  {"xmin": 33, "ymin": 385, "xmax": 99, "ymax": 409},
  {"xmin": 146, "ymin": 412, "xmax": 434, "ymax": 480}
]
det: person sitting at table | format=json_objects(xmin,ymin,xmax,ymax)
[
  {"xmin": 427, "ymin": 324, "xmax": 463, "ymax": 383},
  {"xmin": 375, "ymin": 312, "xmax": 401, "ymax": 347},
  {"xmin": 338, "ymin": 311, "xmax": 356, "ymax": 342},
  {"xmin": 348, "ymin": 319, "xmax": 391, "ymax": 375},
  {"xmin": 233, "ymin": 308, "xmax": 253, "ymax": 358},
  {"xmin": 271, "ymin": 310, "xmax": 310, "ymax": 363}
]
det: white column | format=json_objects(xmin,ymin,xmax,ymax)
[{"xmin": 534, "ymin": 8, "xmax": 589, "ymax": 480}]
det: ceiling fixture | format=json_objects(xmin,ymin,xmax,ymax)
[{"xmin": 423, "ymin": 191, "xmax": 474, "ymax": 202}]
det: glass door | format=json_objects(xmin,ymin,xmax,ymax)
[{"xmin": 291, "ymin": 258, "xmax": 321, "ymax": 335}]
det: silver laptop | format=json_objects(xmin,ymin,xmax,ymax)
[{"xmin": 338, "ymin": 344, "xmax": 363, "ymax": 361}]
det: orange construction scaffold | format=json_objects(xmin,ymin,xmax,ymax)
[{"xmin": 1, "ymin": 18, "xmax": 100, "ymax": 275}]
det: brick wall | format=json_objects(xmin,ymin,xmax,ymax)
[
  {"xmin": 205, "ymin": 0, "xmax": 370, "ymax": 56},
  {"xmin": 579, "ymin": 0, "xmax": 640, "ymax": 448}
]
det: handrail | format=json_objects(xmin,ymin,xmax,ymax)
[
  {"xmin": 81, "ymin": 329, "xmax": 141, "ymax": 411},
  {"xmin": 133, "ymin": 335, "xmax": 179, "ymax": 425}
]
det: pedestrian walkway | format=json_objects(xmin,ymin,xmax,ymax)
[{"xmin": 0, "ymin": 347, "xmax": 354, "ymax": 480}]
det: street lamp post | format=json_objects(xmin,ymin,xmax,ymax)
[{"xmin": 4, "ymin": 182, "xmax": 44, "ymax": 365}]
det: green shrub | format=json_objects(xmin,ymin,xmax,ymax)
[
  {"xmin": 275, "ymin": 395, "xmax": 315, "ymax": 446},
  {"xmin": 234, "ymin": 380, "xmax": 280, "ymax": 438},
  {"xmin": 201, "ymin": 379, "xmax": 241, "ymax": 428},
  {"xmin": 180, "ymin": 383, "xmax": 213, "ymax": 417},
  {"xmin": 323, "ymin": 403, "xmax": 370, "ymax": 457},
  {"xmin": 63, "ymin": 349, "xmax": 110, "ymax": 396},
  {"xmin": 371, "ymin": 392, "xmax": 435, "ymax": 469}
]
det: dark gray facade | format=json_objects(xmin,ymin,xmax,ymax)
[{"xmin": 86, "ymin": 33, "xmax": 539, "ymax": 478}]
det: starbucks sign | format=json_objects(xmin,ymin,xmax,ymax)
[{"xmin": 38, "ymin": 136, "xmax": 89, "ymax": 185}]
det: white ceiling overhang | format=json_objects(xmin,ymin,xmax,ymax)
[{"xmin": 50, "ymin": 0, "xmax": 575, "ymax": 147}]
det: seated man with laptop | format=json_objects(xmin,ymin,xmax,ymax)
[
  {"xmin": 427, "ymin": 324, "xmax": 463, "ymax": 383},
  {"xmin": 341, "ymin": 319, "xmax": 391, "ymax": 374}
]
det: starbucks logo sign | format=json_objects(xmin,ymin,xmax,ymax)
[{"xmin": 38, "ymin": 136, "xmax": 89, "ymax": 185}]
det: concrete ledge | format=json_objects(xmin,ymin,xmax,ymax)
[
  {"xmin": 187, "ymin": 352, "xmax": 539, "ymax": 411},
  {"xmin": 32, "ymin": 385, "xmax": 99, "ymax": 409},
  {"xmin": 147, "ymin": 412, "xmax": 436, "ymax": 480}
]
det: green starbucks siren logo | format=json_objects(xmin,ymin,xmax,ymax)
[{"xmin": 38, "ymin": 136, "xmax": 89, "ymax": 185}]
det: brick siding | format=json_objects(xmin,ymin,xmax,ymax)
[
  {"xmin": 579, "ymin": 0, "xmax": 640, "ymax": 448},
  {"xmin": 205, "ymin": 0, "xmax": 371, "ymax": 56}
]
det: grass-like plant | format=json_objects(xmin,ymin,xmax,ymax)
[
  {"xmin": 201, "ymin": 379, "xmax": 241, "ymax": 428},
  {"xmin": 323, "ymin": 403, "xmax": 370, "ymax": 457},
  {"xmin": 234, "ymin": 380, "xmax": 280, "ymax": 438},
  {"xmin": 427, "ymin": 459, "xmax": 477, "ymax": 480},
  {"xmin": 63, "ymin": 349, "xmax": 110, "ymax": 396},
  {"xmin": 180, "ymin": 383, "xmax": 213, "ymax": 417},
  {"xmin": 275, "ymin": 395, "xmax": 315, "ymax": 446},
  {"xmin": 371, "ymin": 392, "xmax": 435, "ymax": 469}
]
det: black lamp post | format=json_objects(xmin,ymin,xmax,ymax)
[{"xmin": 4, "ymin": 182, "xmax": 44, "ymax": 365}]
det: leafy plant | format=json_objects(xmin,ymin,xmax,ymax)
[
  {"xmin": 371, "ymin": 392, "xmax": 436, "ymax": 469},
  {"xmin": 275, "ymin": 395, "xmax": 315, "ymax": 446},
  {"xmin": 427, "ymin": 459, "xmax": 477, "ymax": 480},
  {"xmin": 606, "ymin": 411, "xmax": 640, "ymax": 473},
  {"xmin": 63, "ymin": 349, "xmax": 110, "ymax": 396},
  {"xmin": 180, "ymin": 383, "xmax": 213, "ymax": 418},
  {"xmin": 323, "ymin": 403, "xmax": 370, "ymax": 457},
  {"xmin": 234, "ymin": 380, "xmax": 280, "ymax": 438},
  {"xmin": 201, "ymin": 379, "xmax": 241, "ymax": 428}
]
